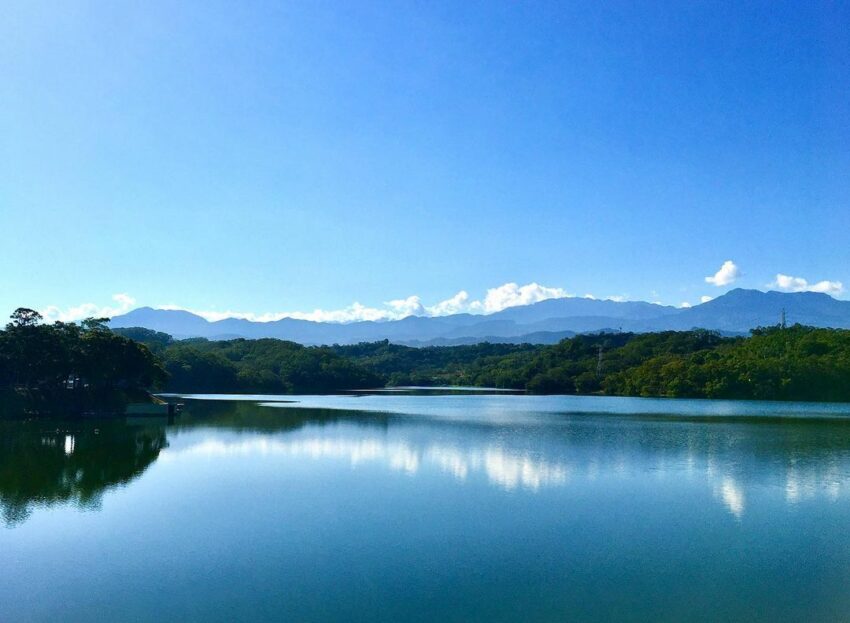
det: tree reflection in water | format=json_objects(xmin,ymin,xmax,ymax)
[
  {"xmin": 0, "ymin": 419, "xmax": 167, "ymax": 526},
  {"xmin": 5, "ymin": 397, "xmax": 850, "ymax": 526},
  {"xmin": 0, "ymin": 401, "xmax": 371, "ymax": 527}
]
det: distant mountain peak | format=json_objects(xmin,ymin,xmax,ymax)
[{"xmin": 108, "ymin": 289, "xmax": 850, "ymax": 345}]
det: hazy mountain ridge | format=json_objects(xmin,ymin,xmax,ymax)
[{"xmin": 109, "ymin": 289, "xmax": 850, "ymax": 345}]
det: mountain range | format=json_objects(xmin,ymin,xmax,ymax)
[{"xmin": 108, "ymin": 289, "xmax": 850, "ymax": 346}]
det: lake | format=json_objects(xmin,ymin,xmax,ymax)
[{"xmin": 3, "ymin": 393, "xmax": 850, "ymax": 622}]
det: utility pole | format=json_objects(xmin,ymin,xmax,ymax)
[
  {"xmin": 596, "ymin": 344, "xmax": 604, "ymax": 377},
  {"xmin": 780, "ymin": 308, "xmax": 787, "ymax": 329}
]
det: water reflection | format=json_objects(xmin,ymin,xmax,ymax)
[
  {"xmin": 715, "ymin": 477, "xmax": 745, "ymax": 518},
  {"xmin": 162, "ymin": 436, "xmax": 569, "ymax": 491},
  {"xmin": 170, "ymin": 400, "xmax": 850, "ymax": 519},
  {"xmin": 0, "ymin": 419, "xmax": 166, "ymax": 526},
  {"xmin": 4, "ymin": 396, "xmax": 850, "ymax": 525}
]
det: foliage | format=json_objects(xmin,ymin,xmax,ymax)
[
  {"xmin": 154, "ymin": 338, "xmax": 383, "ymax": 394},
  {"xmin": 8, "ymin": 310, "xmax": 850, "ymax": 403},
  {"xmin": 336, "ymin": 327, "xmax": 850, "ymax": 401},
  {"xmin": 603, "ymin": 325, "xmax": 850, "ymax": 401},
  {"xmin": 111, "ymin": 327, "xmax": 174, "ymax": 355},
  {"xmin": 0, "ymin": 309, "xmax": 166, "ymax": 413},
  {"xmin": 330, "ymin": 340, "xmax": 539, "ymax": 387}
]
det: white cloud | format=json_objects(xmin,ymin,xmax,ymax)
[
  {"xmin": 155, "ymin": 282, "xmax": 573, "ymax": 323},
  {"xmin": 700, "ymin": 295, "xmax": 714, "ymax": 304},
  {"xmin": 466, "ymin": 282, "xmax": 571, "ymax": 314},
  {"xmin": 112, "ymin": 293, "xmax": 135, "ymax": 307},
  {"xmin": 45, "ymin": 281, "xmax": 621, "ymax": 325},
  {"xmin": 705, "ymin": 260, "xmax": 740, "ymax": 287},
  {"xmin": 385, "ymin": 295, "xmax": 425, "ymax": 317},
  {"xmin": 679, "ymin": 301, "xmax": 692, "ymax": 308},
  {"xmin": 771, "ymin": 274, "xmax": 843, "ymax": 296},
  {"xmin": 426, "ymin": 290, "xmax": 470, "ymax": 316},
  {"xmin": 41, "ymin": 293, "xmax": 137, "ymax": 323}
]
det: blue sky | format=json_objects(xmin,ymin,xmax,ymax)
[{"xmin": 2, "ymin": 1, "xmax": 848, "ymax": 322}]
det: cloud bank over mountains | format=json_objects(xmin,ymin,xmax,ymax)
[
  {"xmin": 36, "ymin": 263, "xmax": 846, "ymax": 324},
  {"xmin": 39, "ymin": 282, "xmax": 609, "ymax": 324},
  {"xmin": 40, "ymin": 293, "xmax": 137, "ymax": 323},
  {"xmin": 161, "ymin": 282, "xmax": 578, "ymax": 324},
  {"xmin": 770, "ymin": 274, "xmax": 843, "ymax": 296}
]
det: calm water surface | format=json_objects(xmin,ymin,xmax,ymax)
[{"xmin": 3, "ymin": 394, "xmax": 850, "ymax": 622}]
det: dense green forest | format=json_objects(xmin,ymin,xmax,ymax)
[
  {"xmin": 117, "ymin": 323, "xmax": 850, "ymax": 402},
  {"xmin": 331, "ymin": 327, "xmax": 850, "ymax": 401},
  {"xmin": 0, "ymin": 309, "xmax": 166, "ymax": 415},
  {"xmin": 4, "ymin": 305, "xmax": 850, "ymax": 413},
  {"xmin": 330, "ymin": 341, "xmax": 539, "ymax": 387},
  {"xmin": 113, "ymin": 328, "xmax": 383, "ymax": 393}
]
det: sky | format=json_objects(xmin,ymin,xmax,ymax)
[{"xmin": 1, "ymin": 1, "xmax": 848, "ymax": 323}]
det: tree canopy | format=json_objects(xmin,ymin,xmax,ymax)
[
  {"xmin": 0, "ymin": 309, "xmax": 166, "ymax": 414},
  {"xmin": 117, "ymin": 323, "xmax": 850, "ymax": 402},
  {"xmin": 6, "ymin": 311, "xmax": 850, "ymax": 411}
]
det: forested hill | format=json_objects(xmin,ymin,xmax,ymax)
[
  {"xmin": 115, "ymin": 324, "xmax": 850, "ymax": 402},
  {"xmin": 112, "ymin": 329, "xmax": 383, "ymax": 393},
  {"xmin": 4, "ymin": 308, "xmax": 850, "ymax": 410}
]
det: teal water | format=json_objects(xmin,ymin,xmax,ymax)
[{"xmin": 3, "ymin": 394, "xmax": 850, "ymax": 622}]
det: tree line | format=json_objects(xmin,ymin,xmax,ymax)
[
  {"xmin": 120, "ymin": 323, "xmax": 850, "ymax": 402},
  {"xmin": 4, "ymin": 305, "xmax": 850, "ymax": 411}
]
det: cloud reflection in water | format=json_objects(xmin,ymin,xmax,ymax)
[
  {"xmin": 159, "ymin": 409, "xmax": 850, "ymax": 517},
  {"xmin": 161, "ymin": 436, "xmax": 568, "ymax": 491}
]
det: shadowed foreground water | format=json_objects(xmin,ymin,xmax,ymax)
[{"xmin": 3, "ymin": 394, "xmax": 850, "ymax": 622}]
